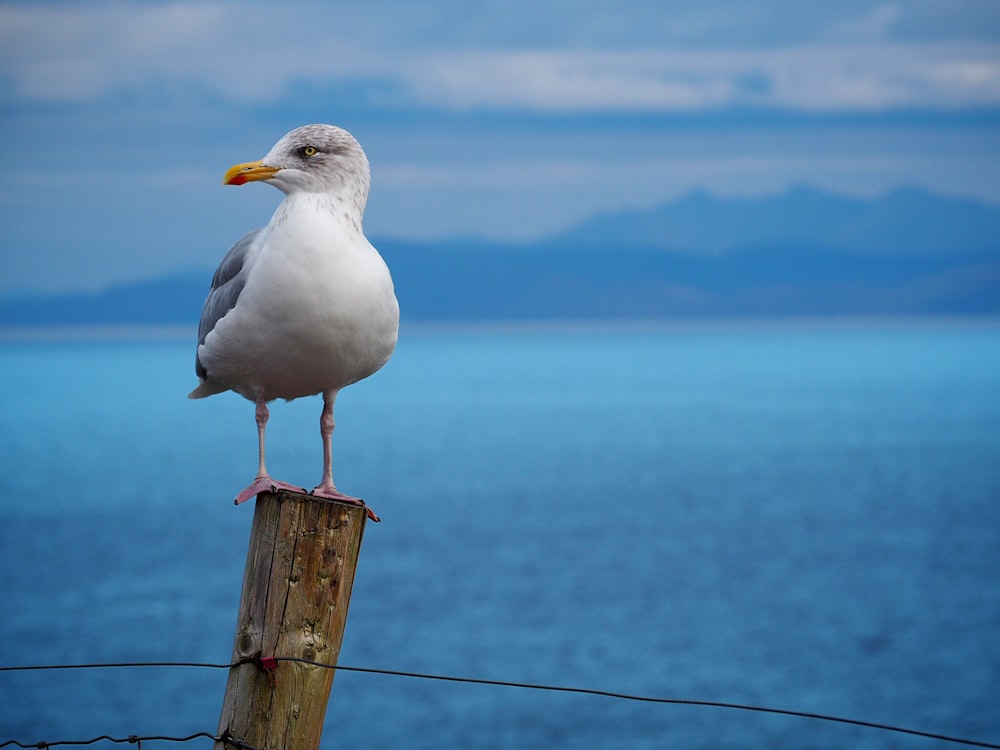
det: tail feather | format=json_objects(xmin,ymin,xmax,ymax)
[{"xmin": 188, "ymin": 379, "xmax": 230, "ymax": 399}]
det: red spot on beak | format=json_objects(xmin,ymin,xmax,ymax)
[{"xmin": 227, "ymin": 174, "xmax": 249, "ymax": 186}]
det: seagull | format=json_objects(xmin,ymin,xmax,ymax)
[{"xmin": 189, "ymin": 124, "xmax": 398, "ymax": 520}]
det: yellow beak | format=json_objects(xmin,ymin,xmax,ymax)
[{"xmin": 223, "ymin": 160, "xmax": 281, "ymax": 186}]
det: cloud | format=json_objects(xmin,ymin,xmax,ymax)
[
  {"xmin": 402, "ymin": 44, "xmax": 1000, "ymax": 112},
  {"xmin": 1, "ymin": 3, "xmax": 226, "ymax": 101},
  {"xmin": 2, "ymin": 1, "xmax": 998, "ymax": 113},
  {"xmin": 0, "ymin": 2, "xmax": 375, "ymax": 103}
]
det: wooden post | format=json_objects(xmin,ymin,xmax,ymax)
[{"xmin": 215, "ymin": 490, "xmax": 368, "ymax": 750}]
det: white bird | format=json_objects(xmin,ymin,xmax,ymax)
[{"xmin": 189, "ymin": 124, "xmax": 398, "ymax": 520}]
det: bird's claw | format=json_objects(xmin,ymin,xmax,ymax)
[
  {"xmin": 310, "ymin": 487, "xmax": 381, "ymax": 523},
  {"xmin": 234, "ymin": 477, "xmax": 308, "ymax": 505}
]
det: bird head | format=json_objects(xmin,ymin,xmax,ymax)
[{"xmin": 223, "ymin": 124, "xmax": 371, "ymax": 202}]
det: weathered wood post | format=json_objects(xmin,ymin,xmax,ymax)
[{"xmin": 215, "ymin": 489, "xmax": 368, "ymax": 750}]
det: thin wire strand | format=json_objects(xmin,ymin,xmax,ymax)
[
  {"xmin": 283, "ymin": 659, "xmax": 1000, "ymax": 749},
  {"xmin": 2, "ymin": 659, "xmax": 998, "ymax": 749},
  {"xmin": 0, "ymin": 662, "xmax": 230, "ymax": 672},
  {"xmin": 0, "ymin": 732, "xmax": 253, "ymax": 749}
]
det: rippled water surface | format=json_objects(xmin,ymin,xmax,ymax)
[{"xmin": 2, "ymin": 321, "xmax": 998, "ymax": 749}]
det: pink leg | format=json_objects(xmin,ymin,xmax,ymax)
[
  {"xmin": 312, "ymin": 391, "xmax": 380, "ymax": 522},
  {"xmin": 312, "ymin": 390, "xmax": 349, "ymax": 498},
  {"xmin": 235, "ymin": 392, "xmax": 305, "ymax": 504}
]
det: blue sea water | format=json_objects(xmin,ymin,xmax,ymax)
[{"xmin": 1, "ymin": 320, "xmax": 999, "ymax": 749}]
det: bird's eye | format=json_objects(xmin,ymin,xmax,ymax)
[{"xmin": 301, "ymin": 145, "xmax": 318, "ymax": 157}]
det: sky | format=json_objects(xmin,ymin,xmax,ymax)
[{"xmin": 1, "ymin": 0, "xmax": 999, "ymax": 293}]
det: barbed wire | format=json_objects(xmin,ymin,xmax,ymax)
[
  {"xmin": 2, "ymin": 658, "xmax": 998, "ymax": 749},
  {"xmin": 0, "ymin": 731, "xmax": 258, "ymax": 750}
]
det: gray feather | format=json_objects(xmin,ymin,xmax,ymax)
[{"xmin": 194, "ymin": 228, "xmax": 260, "ymax": 380}]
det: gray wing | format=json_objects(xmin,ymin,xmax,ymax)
[{"xmin": 195, "ymin": 228, "xmax": 261, "ymax": 380}]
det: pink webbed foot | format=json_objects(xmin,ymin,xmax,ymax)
[
  {"xmin": 312, "ymin": 484, "xmax": 381, "ymax": 523},
  {"xmin": 235, "ymin": 476, "xmax": 308, "ymax": 505}
]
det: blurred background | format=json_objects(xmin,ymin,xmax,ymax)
[
  {"xmin": 1, "ymin": 0, "xmax": 999, "ymax": 306},
  {"xmin": 1, "ymin": 2, "xmax": 999, "ymax": 749}
]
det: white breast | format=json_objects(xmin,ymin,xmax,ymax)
[{"xmin": 199, "ymin": 193, "xmax": 399, "ymax": 401}]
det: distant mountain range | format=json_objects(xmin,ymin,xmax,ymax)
[
  {"xmin": 556, "ymin": 186, "xmax": 1000, "ymax": 256},
  {"xmin": 3, "ymin": 186, "xmax": 999, "ymax": 326}
]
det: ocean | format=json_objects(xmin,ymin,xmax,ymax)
[{"xmin": 1, "ymin": 320, "xmax": 998, "ymax": 749}]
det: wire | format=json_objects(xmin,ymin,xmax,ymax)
[
  {"xmin": 0, "ymin": 732, "xmax": 257, "ymax": 749},
  {"xmin": 2, "ymin": 659, "xmax": 998, "ymax": 749},
  {"xmin": 284, "ymin": 659, "xmax": 1000, "ymax": 749},
  {"xmin": 0, "ymin": 662, "xmax": 231, "ymax": 673}
]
